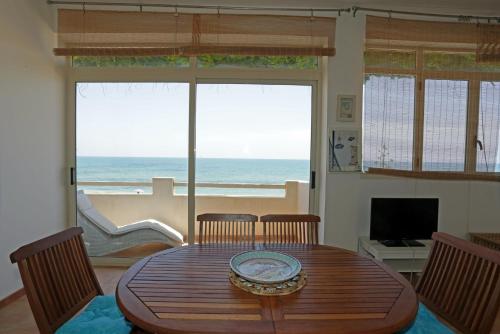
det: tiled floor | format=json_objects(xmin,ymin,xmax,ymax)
[
  {"xmin": 1, "ymin": 266, "xmax": 499, "ymax": 334},
  {"xmin": 107, "ymin": 242, "xmax": 169, "ymax": 258}
]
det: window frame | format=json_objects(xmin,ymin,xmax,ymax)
[
  {"xmin": 66, "ymin": 55, "xmax": 325, "ymax": 258},
  {"xmin": 362, "ymin": 73, "xmax": 417, "ymax": 171},
  {"xmin": 364, "ymin": 45, "xmax": 500, "ymax": 180}
]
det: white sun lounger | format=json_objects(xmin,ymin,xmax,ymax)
[{"xmin": 76, "ymin": 190, "xmax": 184, "ymax": 256}]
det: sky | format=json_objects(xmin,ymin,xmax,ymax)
[{"xmin": 76, "ymin": 83, "xmax": 312, "ymax": 160}]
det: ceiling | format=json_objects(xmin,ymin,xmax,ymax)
[{"xmin": 50, "ymin": 0, "xmax": 500, "ymax": 16}]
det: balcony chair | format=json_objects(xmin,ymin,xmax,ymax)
[
  {"xmin": 260, "ymin": 214, "xmax": 320, "ymax": 245},
  {"xmin": 9, "ymin": 227, "xmax": 132, "ymax": 334},
  {"xmin": 197, "ymin": 213, "xmax": 257, "ymax": 244},
  {"xmin": 403, "ymin": 232, "xmax": 500, "ymax": 334},
  {"xmin": 77, "ymin": 190, "xmax": 183, "ymax": 256}
]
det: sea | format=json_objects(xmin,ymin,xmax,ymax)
[
  {"xmin": 77, "ymin": 156, "xmax": 310, "ymax": 196},
  {"xmin": 77, "ymin": 156, "xmax": 498, "ymax": 196}
]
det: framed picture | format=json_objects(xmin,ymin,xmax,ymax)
[
  {"xmin": 336, "ymin": 95, "xmax": 356, "ymax": 122},
  {"xmin": 329, "ymin": 129, "xmax": 360, "ymax": 172}
]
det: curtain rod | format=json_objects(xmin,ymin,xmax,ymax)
[
  {"xmin": 46, "ymin": 1, "xmax": 500, "ymax": 21},
  {"xmin": 352, "ymin": 6, "xmax": 500, "ymax": 22},
  {"xmin": 46, "ymin": 0, "xmax": 351, "ymax": 14}
]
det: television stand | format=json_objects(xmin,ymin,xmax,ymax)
[
  {"xmin": 380, "ymin": 240, "xmax": 425, "ymax": 247},
  {"xmin": 358, "ymin": 237, "xmax": 432, "ymax": 274}
]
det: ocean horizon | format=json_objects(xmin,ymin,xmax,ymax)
[
  {"xmin": 77, "ymin": 156, "xmax": 310, "ymax": 196},
  {"xmin": 77, "ymin": 156, "xmax": 499, "ymax": 196}
]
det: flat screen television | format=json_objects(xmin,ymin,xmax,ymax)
[{"xmin": 370, "ymin": 198, "xmax": 439, "ymax": 247}]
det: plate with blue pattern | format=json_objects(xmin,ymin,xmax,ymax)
[{"xmin": 230, "ymin": 251, "xmax": 302, "ymax": 284}]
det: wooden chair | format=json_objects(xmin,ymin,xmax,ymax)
[
  {"xmin": 9, "ymin": 227, "xmax": 103, "ymax": 334},
  {"xmin": 415, "ymin": 232, "xmax": 500, "ymax": 334},
  {"xmin": 197, "ymin": 213, "xmax": 257, "ymax": 244},
  {"xmin": 260, "ymin": 214, "xmax": 320, "ymax": 245},
  {"xmin": 470, "ymin": 233, "xmax": 500, "ymax": 251}
]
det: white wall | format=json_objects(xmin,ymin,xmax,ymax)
[
  {"xmin": 322, "ymin": 14, "xmax": 500, "ymax": 251},
  {"xmin": 0, "ymin": 0, "xmax": 66, "ymax": 299}
]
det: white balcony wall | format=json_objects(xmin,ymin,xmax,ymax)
[{"xmin": 85, "ymin": 179, "xmax": 309, "ymax": 237}]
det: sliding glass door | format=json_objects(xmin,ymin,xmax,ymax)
[
  {"xmin": 195, "ymin": 83, "xmax": 314, "ymax": 241},
  {"xmin": 72, "ymin": 79, "xmax": 317, "ymax": 257},
  {"xmin": 75, "ymin": 82, "xmax": 189, "ymax": 257}
]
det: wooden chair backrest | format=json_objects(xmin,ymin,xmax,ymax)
[
  {"xmin": 416, "ymin": 232, "xmax": 500, "ymax": 334},
  {"xmin": 197, "ymin": 213, "xmax": 257, "ymax": 244},
  {"xmin": 470, "ymin": 233, "xmax": 500, "ymax": 251},
  {"xmin": 10, "ymin": 227, "xmax": 102, "ymax": 334},
  {"xmin": 260, "ymin": 214, "xmax": 320, "ymax": 245}
]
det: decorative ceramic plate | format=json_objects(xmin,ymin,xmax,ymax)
[{"xmin": 229, "ymin": 251, "xmax": 301, "ymax": 284}]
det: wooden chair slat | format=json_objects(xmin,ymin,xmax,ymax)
[
  {"xmin": 58, "ymin": 243, "xmax": 81, "ymax": 304},
  {"xmin": 63, "ymin": 240, "xmax": 87, "ymax": 299},
  {"xmin": 51, "ymin": 244, "xmax": 74, "ymax": 307},
  {"xmin": 46, "ymin": 248, "xmax": 71, "ymax": 313},
  {"xmin": 465, "ymin": 260, "xmax": 491, "ymax": 330},
  {"xmin": 28, "ymin": 254, "xmax": 57, "ymax": 323},
  {"xmin": 197, "ymin": 213, "xmax": 257, "ymax": 245},
  {"xmin": 439, "ymin": 247, "xmax": 459, "ymax": 311},
  {"xmin": 261, "ymin": 214, "xmax": 320, "ymax": 245},
  {"xmin": 481, "ymin": 267, "xmax": 500, "ymax": 332},
  {"xmin": 10, "ymin": 227, "xmax": 102, "ymax": 334},
  {"xmin": 19, "ymin": 260, "xmax": 52, "ymax": 334},
  {"xmin": 39, "ymin": 252, "xmax": 66, "ymax": 320},
  {"xmin": 416, "ymin": 232, "xmax": 500, "ymax": 334},
  {"xmin": 442, "ymin": 249, "xmax": 465, "ymax": 313}
]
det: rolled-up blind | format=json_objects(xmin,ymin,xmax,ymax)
[
  {"xmin": 55, "ymin": 9, "xmax": 336, "ymax": 57},
  {"xmin": 477, "ymin": 24, "xmax": 500, "ymax": 63},
  {"xmin": 366, "ymin": 16, "xmax": 500, "ymax": 63},
  {"xmin": 366, "ymin": 16, "xmax": 478, "ymax": 46}
]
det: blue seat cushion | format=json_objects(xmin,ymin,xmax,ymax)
[
  {"xmin": 56, "ymin": 295, "xmax": 132, "ymax": 334},
  {"xmin": 401, "ymin": 302, "xmax": 455, "ymax": 334}
]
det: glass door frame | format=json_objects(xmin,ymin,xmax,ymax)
[
  {"xmin": 66, "ymin": 58, "xmax": 323, "ymax": 260},
  {"xmin": 194, "ymin": 78, "xmax": 319, "ymax": 222}
]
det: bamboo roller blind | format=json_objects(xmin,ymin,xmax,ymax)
[
  {"xmin": 55, "ymin": 9, "xmax": 336, "ymax": 57},
  {"xmin": 366, "ymin": 15, "xmax": 500, "ymax": 62},
  {"xmin": 478, "ymin": 24, "xmax": 500, "ymax": 63}
]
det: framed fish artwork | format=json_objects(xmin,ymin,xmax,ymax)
[{"xmin": 329, "ymin": 129, "xmax": 360, "ymax": 172}]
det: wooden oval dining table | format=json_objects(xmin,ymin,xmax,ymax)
[{"xmin": 117, "ymin": 243, "xmax": 418, "ymax": 334}]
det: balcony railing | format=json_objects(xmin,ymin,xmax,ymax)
[
  {"xmin": 78, "ymin": 177, "xmax": 309, "ymax": 236},
  {"xmin": 78, "ymin": 181, "xmax": 285, "ymax": 190}
]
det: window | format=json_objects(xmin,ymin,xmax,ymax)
[
  {"xmin": 423, "ymin": 52, "xmax": 500, "ymax": 73},
  {"xmin": 71, "ymin": 55, "xmax": 319, "ymax": 70},
  {"xmin": 197, "ymin": 55, "xmax": 318, "ymax": 69},
  {"xmin": 364, "ymin": 50, "xmax": 415, "ymax": 70},
  {"xmin": 422, "ymin": 80, "xmax": 468, "ymax": 171},
  {"xmin": 477, "ymin": 81, "xmax": 500, "ymax": 172},
  {"xmin": 363, "ymin": 74, "xmax": 415, "ymax": 170},
  {"xmin": 195, "ymin": 84, "xmax": 312, "ymax": 199},
  {"xmin": 72, "ymin": 56, "xmax": 190, "ymax": 68},
  {"xmin": 364, "ymin": 17, "xmax": 500, "ymax": 179},
  {"xmin": 364, "ymin": 48, "xmax": 500, "ymax": 178},
  {"xmin": 70, "ymin": 51, "xmax": 322, "ymax": 249}
]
